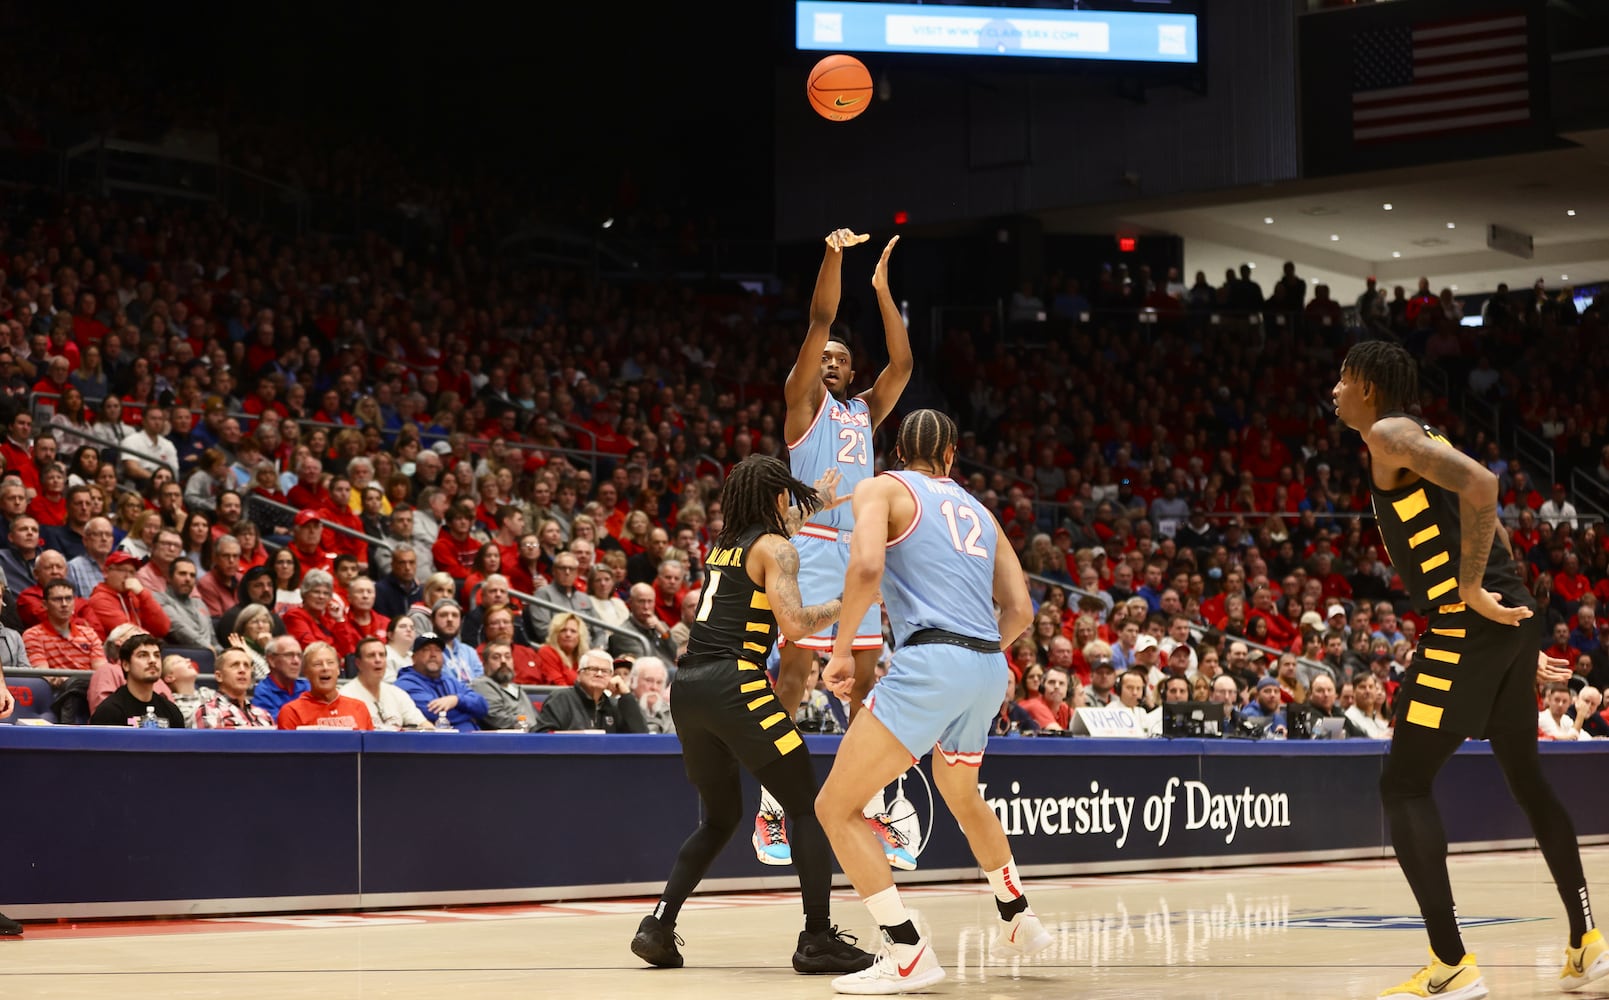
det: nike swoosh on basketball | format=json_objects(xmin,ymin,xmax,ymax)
[
  {"xmin": 898, "ymin": 946, "xmax": 926, "ymax": 977},
  {"xmin": 1427, "ymin": 968, "xmax": 1465, "ymax": 993},
  {"xmin": 833, "ymin": 96, "xmax": 861, "ymax": 108}
]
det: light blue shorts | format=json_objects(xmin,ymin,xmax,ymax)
[
  {"xmin": 865, "ymin": 644, "xmax": 1007, "ymax": 766},
  {"xmin": 790, "ymin": 529, "xmax": 882, "ymax": 653}
]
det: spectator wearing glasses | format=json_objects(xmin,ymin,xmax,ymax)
[
  {"xmin": 135, "ymin": 529, "xmax": 184, "ymax": 595},
  {"xmin": 531, "ymin": 648, "xmax": 648, "ymax": 733},
  {"xmin": 196, "ymin": 533, "xmax": 243, "ymax": 618},
  {"xmin": 251, "ymin": 634, "xmax": 309, "ymax": 721},
  {"xmin": 65, "ymin": 516, "xmax": 115, "ymax": 600},
  {"xmin": 523, "ymin": 552, "xmax": 593, "ymax": 644}
]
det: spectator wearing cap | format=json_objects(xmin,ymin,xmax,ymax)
[
  {"xmin": 281, "ymin": 568, "xmax": 362, "ymax": 660},
  {"xmin": 83, "ymin": 550, "xmax": 171, "ymax": 641},
  {"xmin": 1133, "ymin": 633, "xmax": 1164, "ymax": 689},
  {"xmin": 288, "ymin": 509, "xmax": 336, "ymax": 574},
  {"xmin": 276, "ymin": 641, "xmax": 374, "ymax": 730},
  {"xmin": 1083, "ymin": 641, "xmax": 1116, "ymax": 706},
  {"xmin": 251, "ymin": 634, "xmax": 309, "ymax": 721},
  {"xmin": 431, "ymin": 597, "xmax": 483, "ymax": 686},
  {"xmin": 531, "ymin": 648, "xmax": 648, "ymax": 734},
  {"xmin": 1239, "ymin": 676, "xmax": 1288, "ymax": 731},
  {"xmin": 1539, "ymin": 483, "xmax": 1578, "ymax": 530},
  {"xmin": 395, "ymin": 630, "xmax": 489, "ymax": 732}
]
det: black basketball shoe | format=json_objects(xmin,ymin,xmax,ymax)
[
  {"xmin": 792, "ymin": 925, "xmax": 876, "ymax": 974},
  {"xmin": 630, "ymin": 914, "xmax": 684, "ymax": 969}
]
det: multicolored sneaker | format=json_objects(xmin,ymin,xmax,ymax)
[
  {"xmin": 864, "ymin": 813, "xmax": 916, "ymax": 871},
  {"xmin": 1561, "ymin": 927, "xmax": 1609, "ymax": 992},
  {"xmin": 1378, "ymin": 951, "xmax": 1486, "ymax": 1000},
  {"xmin": 753, "ymin": 811, "xmax": 792, "ymax": 866}
]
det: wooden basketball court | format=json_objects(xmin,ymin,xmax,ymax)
[{"xmin": 3, "ymin": 847, "xmax": 1606, "ymax": 999}]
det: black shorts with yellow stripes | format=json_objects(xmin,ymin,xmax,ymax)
[
  {"xmin": 669, "ymin": 657, "xmax": 804, "ymax": 773},
  {"xmin": 1394, "ymin": 603, "xmax": 1541, "ymax": 739}
]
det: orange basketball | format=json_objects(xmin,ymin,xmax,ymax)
[{"xmin": 807, "ymin": 54, "xmax": 873, "ymax": 122}]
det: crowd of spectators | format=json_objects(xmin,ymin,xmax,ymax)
[{"xmin": 0, "ymin": 167, "xmax": 1607, "ymax": 742}]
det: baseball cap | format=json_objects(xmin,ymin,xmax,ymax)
[
  {"xmin": 412, "ymin": 632, "xmax": 447, "ymax": 652},
  {"xmin": 294, "ymin": 509, "xmax": 323, "ymax": 527},
  {"xmin": 1255, "ymin": 675, "xmax": 1280, "ymax": 690},
  {"xmin": 1248, "ymin": 648, "xmax": 1267, "ymax": 662},
  {"xmin": 1090, "ymin": 546, "xmax": 1107, "ymax": 558},
  {"xmin": 1326, "ymin": 604, "xmax": 1346, "ymax": 619},
  {"xmin": 1135, "ymin": 634, "xmax": 1159, "ymax": 654},
  {"xmin": 1299, "ymin": 610, "xmax": 1324, "ymax": 631},
  {"xmin": 105, "ymin": 551, "xmax": 140, "ymax": 568}
]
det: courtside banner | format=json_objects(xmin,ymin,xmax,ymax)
[{"xmin": 2, "ymin": 729, "xmax": 1606, "ymax": 917}]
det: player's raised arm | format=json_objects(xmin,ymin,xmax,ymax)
[
  {"xmin": 785, "ymin": 229, "xmax": 868, "ymax": 425},
  {"xmin": 858, "ymin": 236, "xmax": 913, "ymax": 431},
  {"xmin": 756, "ymin": 537, "xmax": 842, "ymax": 643},
  {"xmin": 986, "ymin": 509, "xmax": 1034, "ymax": 649},
  {"xmin": 1367, "ymin": 416, "xmax": 1524, "ymax": 626}
]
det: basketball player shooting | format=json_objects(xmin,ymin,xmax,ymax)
[
  {"xmin": 754, "ymin": 228, "xmax": 914, "ymax": 871},
  {"xmin": 1333, "ymin": 340, "xmax": 1605, "ymax": 999}
]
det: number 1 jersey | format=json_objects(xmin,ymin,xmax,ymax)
[
  {"xmin": 881, "ymin": 471, "xmax": 1002, "ymax": 648},
  {"xmin": 787, "ymin": 392, "xmax": 873, "ymax": 531}
]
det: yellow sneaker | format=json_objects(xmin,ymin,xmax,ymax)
[
  {"xmin": 1378, "ymin": 951, "xmax": 1487, "ymax": 1000},
  {"xmin": 1561, "ymin": 927, "xmax": 1609, "ymax": 992}
]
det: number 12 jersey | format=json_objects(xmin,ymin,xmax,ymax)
[{"xmin": 881, "ymin": 471, "xmax": 1002, "ymax": 647}]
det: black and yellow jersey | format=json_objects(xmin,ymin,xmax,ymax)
[
  {"xmin": 681, "ymin": 526, "xmax": 779, "ymax": 667},
  {"xmin": 1369, "ymin": 413, "xmax": 1531, "ymax": 615}
]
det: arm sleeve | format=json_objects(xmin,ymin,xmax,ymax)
[
  {"xmin": 137, "ymin": 590, "xmax": 172, "ymax": 639},
  {"xmin": 454, "ymin": 681, "xmax": 488, "ymax": 720},
  {"xmin": 471, "ymin": 678, "xmax": 518, "ymax": 730}
]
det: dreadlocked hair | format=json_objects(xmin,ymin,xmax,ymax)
[
  {"xmin": 716, "ymin": 455, "xmax": 821, "ymax": 548},
  {"xmin": 895, "ymin": 409, "xmax": 959, "ymax": 470},
  {"xmin": 1342, "ymin": 339, "xmax": 1419, "ymax": 414}
]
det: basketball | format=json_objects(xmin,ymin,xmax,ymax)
[{"xmin": 807, "ymin": 54, "xmax": 873, "ymax": 122}]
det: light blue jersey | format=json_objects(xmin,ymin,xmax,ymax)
[
  {"xmin": 881, "ymin": 471, "xmax": 1002, "ymax": 647},
  {"xmin": 787, "ymin": 391, "xmax": 873, "ymax": 532}
]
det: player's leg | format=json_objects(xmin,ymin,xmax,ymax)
[
  {"xmin": 754, "ymin": 748, "xmax": 875, "ymax": 975},
  {"xmin": 929, "ymin": 652, "xmax": 1053, "ymax": 960},
  {"xmin": 1378, "ymin": 721, "xmax": 1485, "ymax": 999},
  {"xmin": 633, "ymin": 719, "xmax": 743, "ymax": 968},
  {"xmin": 816, "ymin": 670, "xmax": 947, "ymax": 995},
  {"xmin": 850, "ymin": 642, "xmax": 915, "ymax": 871}
]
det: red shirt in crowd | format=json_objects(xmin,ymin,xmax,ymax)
[{"xmin": 276, "ymin": 691, "xmax": 374, "ymax": 730}]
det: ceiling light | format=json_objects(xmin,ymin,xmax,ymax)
[
  {"xmin": 1450, "ymin": 285, "xmax": 1458, "ymax": 291},
  {"xmin": 1446, "ymin": 222, "xmax": 1456, "ymax": 229},
  {"xmin": 1382, "ymin": 203, "xmax": 1393, "ymax": 211},
  {"xmin": 1392, "ymin": 251, "xmax": 1402, "ymax": 258},
  {"xmin": 1263, "ymin": 217, "xmax": 1274, "ymax": 224},
  {"xmin": 1567, "ymin": 210, "xmax": 1577, "ymax": 217},
  {"xmin": 1246, "ymin": 262, "xmax": 1257, "ymax": 269},
  {"xmin": 1330, "ymin": 234, "xmax": 1340, "ymax": 241},
  {"xmin": 1562, "ymin": 274, "xmax": 1569, "ymax": 281}
]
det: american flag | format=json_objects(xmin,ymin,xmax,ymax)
[{"xmin": 1351, "ymin": 12, "xmax": 1530, "ymax": 144}]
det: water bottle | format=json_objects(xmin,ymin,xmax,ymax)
[
  {"xmin": 434, "ymin": 709, "xmax": 454, "ymax": 732},
  {"xmin": 516, "ymin": 714, "xmax": 530, "ymax": 733},
  {"xmin": 141, "ymin": 705, "xmax": 160, "ymax": 729}
]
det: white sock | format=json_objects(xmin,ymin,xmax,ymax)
[
  {"xmin": 758, "ymin": 786, "xmax": 784, "ymax": 818},
  {"xmin": 864, "ymin": 885, "xmax": 910, "ymax": 929},
  {"xmin": 862, "ymin": 786, "xmax": 888, "ymax": 818},
  {"xmin": 984, "ymin": 858, "xmax": 1024, "ymax": 904}
]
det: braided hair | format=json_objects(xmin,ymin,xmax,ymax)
[
  {"xmin": 1342, "ymin": 340, "xmax": 1418, "ymax": 415},
  {"xmin": 894, "ymin": 408, "xmax": 959, "ymax": 471},
  {"xmin": 716, "ymin": 455, "xmax": 821, "ymax": 548}
]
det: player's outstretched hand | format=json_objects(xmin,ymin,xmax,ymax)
[
  {"xmin": 813, "ymin": 467, "xmax": 843, "ymax": 509},
  {"xmin": 823, "ymin": 652, "xmax": 856, "ymax": 698},
  {"xmin": 825, "ymin": 228, "xmax": 870, "ymax": 252},
  {"xmin": 1463, "ymin": 588, "xmax": 1532, "ymax": 627},
  {"xmin": 871, "ymin": 235, "xmax": 899, "ymax": 292},
  {"xmin": 1537, "ymin": 650, "xmax": 1573, "ymax": 684}
]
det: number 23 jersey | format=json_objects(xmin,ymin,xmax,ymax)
[
  {"xmin": 787, "ymin": 393, "xmax": 873, "ymax": 531},
  {"xmin": 881, "ymin": 471, "xmax": 1002, "ymax": 648}
]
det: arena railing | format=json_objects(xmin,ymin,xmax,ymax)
[
  {"xmin": 503, "ymin": 586, "xmax": 649, "ymax": 657},
  {"xmin": 1021, "ymin": 570, "xmax": 1338, "ymax": 690}
]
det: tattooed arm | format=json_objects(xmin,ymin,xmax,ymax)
[
  {"xmin": 757, "ymin": 536, "xmax": 842, "ymax": 642},
  {"xmin": 1369, "ymin": 416, "xmax": 1531, "ymax": 627}
]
